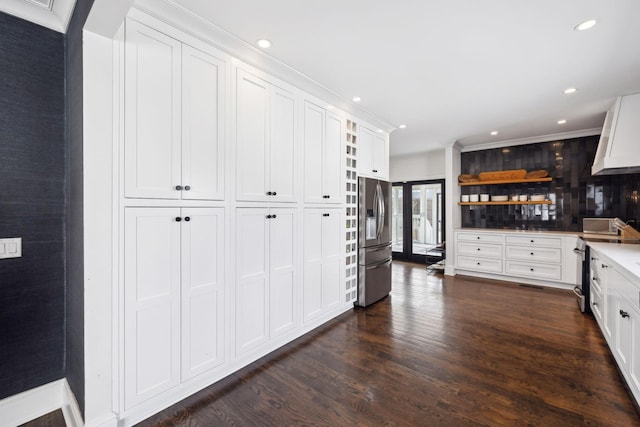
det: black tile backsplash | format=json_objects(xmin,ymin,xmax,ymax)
[{"xmin": 461, "ymin": 136, "xmax": 640, "ymax": 231}]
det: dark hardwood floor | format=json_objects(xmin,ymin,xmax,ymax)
[
  {"xmin": 138, "ymin": 261, "xmax": 640, "ymax": 426},
  {"xmin": 19, "ymin": 409, "xmax": 66, "ymax": 427}
]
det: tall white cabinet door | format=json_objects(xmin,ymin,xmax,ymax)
[
  {"xmin": 358, "ymin": 126, "xmax": 375, "ymax": 177},
  {"xmin": 372, "ymin": 133, "xmax": 388, "ymax": 179},
  {"xmin": 181, "ymin": 208, "xmax": 225, "ymax": 380},
  {"xmin": 125, "ymin": 19, "xmax": 182, "ymax": 200},
  {"xmin": 124, "ymin": 208, "xmax": 181, "ymax": 409},
  {"xmin": 270, "ymin": 87, "xmax": 297, "ymax": 202},
  {"xmin": 236, "ymin": 70, "xmax": 270, "ymax": 202},
  {"xmin": 181, "ymin": 46, "xmax": 226, "ymax": 201},
  {"xmin": 321, "ymin": 210, "xmax": 342, "ymax": 310},
  {"xmin": 324, "ymin": 112, "xmax": 343, "ymax": 203},
  {"xmin": 235, "ymin": 208, "xmax": 269, "ymax": 354},
  {"xmin": 269, "ymin": 209, "xmax": 297, "ymax": 337},
  {"xmin": 303, "ymin": 102, "xmax": 325, "ymax": 203},
  {"xmin": 303, "ymin": 210, "xmax": 323, "ymax": 321}
]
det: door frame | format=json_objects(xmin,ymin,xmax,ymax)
[{"xmin": 391, "ymin": 179, "xmax": 446, "ymax": 264}]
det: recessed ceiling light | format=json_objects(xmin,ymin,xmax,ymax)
[
  {"xmin": 352, "ymin": 96, "xmax": 361, "ymax": 103},
  {"xmin": 490, "ymin": 131, "xmax": 498, "ymax": 136},
  {"xmin": 557, "ymin": 119, "xmax": 567, "ymax": 124},
  {"xmin": 563, "ymin": 87, "xmax": 578, "ymax": 94},
  {"xmin": 574, "ymin": 19, "xmax": 597, "ymax": 31},
  {"xmin": 256, "ymin": 39, "xmax": 271, "ymax": 49},
  {"xmin": 398, "ymin": 124, "xmax": 407, "ymax": 129}
]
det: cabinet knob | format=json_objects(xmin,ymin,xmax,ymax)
[
  {"xmin": 477, "ymin": 236, "xmax": 480, "ymax": 240},
  {"xmin": 602, "ymin": 264, "xmax": 608, "ymax": 269},
  {"xmin": 323, "ymin": 213, "xmax": 330, "ymax": 217},
  {"xmin": 477, "ymin": 248, "xmax": 480, "ymax": 251},
  {"xmin": 272, "ymin": 214, "xmax": 277, "ymax": 219},
  {"xmin": 266, "ymin": 214, "xmax": 272, "ymax": 219},
  {"xmin": 477, "ymin": 262, "xmax": 480, "ymax": 266},
  {"xmin": 530, "ymin": 240, "xmax": 534, "ymax": 243},
  {"xmin": 373, "ymin": 169, "xmax": 378, "ymax": 173},
  {"xmin": 175, "ymin": 185, "xmax": 183, "ymax": 191},
  {"xmin": 530, "ymin": 252, "xmax": 534, "ymax": 256},
  {"xmin": 273, "ymin": 191, "xmax": 277, "ymax": 196},
  {"xmin": 530, "ymin": 268, "xmax": 534, "ymax": 272},
  {"xmin": 184, "ymin": 185, "xmax": 191, "ymax": 191},
  {"xmin": 266, "ymin": 191, "xmax": 273, "ymax": 196},
  {"xmin": 184, "ymin": 217, "xmax": 190, "ymax": 222},
  {"xmin": 175, "ymin": 217, "xmax": 182, "ymax": 222},
  {"xmin": 620, "ymin": 309, "xmax": 630, "ymax": 318}
]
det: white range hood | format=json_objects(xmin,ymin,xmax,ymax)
[{"xmin": 592, "ymin": 92, "xmax": 640, "ymax": 176}]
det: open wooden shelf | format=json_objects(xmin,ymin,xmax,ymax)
[
  {"xmin": 459, "ymin": 177, "xmax": 552, "ymax": 186},
  {"xmin": 458, "ymin": 200, "xmax": 552, "ymax": 206}
]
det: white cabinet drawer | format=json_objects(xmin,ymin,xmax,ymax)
[
  {"xmin": 505, "ymin": 245, "xmax": 562, "ymax": 263},
  {"xmin": 591, "ymin": 285, "xmax": 604, "ymax": 326},
  {"xmin": 458, "ymin": 242, "xmax": 503, "ymax": 258},
  {"xmin": 505, "ymin": 261, "xmax": 562, "ymax": 280},
  {"xmin": 457, "ymin": 232, "xmax": 503, "ymax": 243},
  {"xmin": 457, "ymin": 256, "xmax": 503, "ymax": 273},
  {"xmin": 504, "ymin": 235, "xmax": 561, "ymax": 247}
]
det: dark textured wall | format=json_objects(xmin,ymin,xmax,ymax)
[
  {"xmin": 461, "ymin": 136, "xmax": 640, "ymax": 230},
  {"xmin": 0, "ymin": 12, "xmax": 66, "ymax": 399},
  {"xmin": 65, "ymin": 0, "xmax": 95, "ymax": 415}
]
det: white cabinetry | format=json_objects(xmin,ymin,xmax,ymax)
[
  {"xmin": 303, "ymin": 209, "xmax": 343, "ymax": 322},
  {"xmin": 589, "ymin": 247, "xmax": 640, "ymax": 405},
  {"xmin": 124, "ymin": 207, "xmax": 224, "ymax": 409},
  {"xmin": 303, "ymin": 101, "xmax": 344, "ymax": 204},
  {"xmin": 125, "ymin": 19, "xmax": 225, "ymax": 200},
  {"xmin": 235, "ymin": 68, "xmax": 297, "ymax": 202},
  {"xmin": 235, "ymin": 208, "xmax": 297, "ymax": 356},
  {"xmin": 358, "ymin": 126, "xmax": 388, "ymax": 180},
  {"xmin": 455, "ymin": 230, "xmax": 579, "ymax": 287}
]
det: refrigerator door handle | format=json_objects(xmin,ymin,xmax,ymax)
[
  {"xmin": 366, "ymin": 258, "xmax": 392, "ymax": 270},
  {"xmin": 375, "ymin": 183, "xmax": 384, "ymax": 240}
]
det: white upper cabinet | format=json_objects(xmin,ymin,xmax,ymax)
[
  {"xmin": 181, "ymin": 46, "xmax": 226, "ymax": 200},
  {"xmin": 303, "ymin": 100, "xmax": 344, "ymax": 204},
  {"xmin": 358, "ymin": 125, "xmax": 388, "ymax": 180},
  {"xmin": 125, "ymin": 19, "xmax": 226, "ymax": 200},
  {"xmin": 235, "ymin": 68, "xmax": 298, "ymax": 202}
]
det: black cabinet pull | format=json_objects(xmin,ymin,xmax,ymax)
[
  {"xmin": 266, "ymin": 191, "xmax": 273, "ymax": 196},
  {"xmin": 323, "ymin": 213, "xmax": 330, "ymax": 217},
  {"xmin": 477, "ymin": 248, "xmax": 480, "ymax": 251},
  {"xmin": 175, "ymin": 185, "xmax": 183, "ymax": 191},
  {"xmin": 372, "ymin": 169, "xmax": 378, "ymax": 173},
  {"xmin": 530, "ymin": 268, "xmax": 534, "ymax": 272},
  {"xmin": 476, "ymin": 262, "xmax": 480, "ymax": 266},
  {"xmin": 477, "ymin": 236, "xmax": 480, "ymax": 240},
  {"xmin": 184, "ymin": 185, "xmax": 191, "ymax": 191},
  {"xmin": 620, "ymin": 309, "xmax": 630, "ymax": 318},
  {"xmin": 530, "ymin": 240, "xmax": 534, "ymax": 243},
  {"xmin": 184, "ymin": 217, "xmax": 190, "ymax": 222},
  {"xmin": 273, "ymin": 192, "xmax": 277, "ymax": 196},
  {"xmin": 602, "ymin": 264, "xmax": 608, "ymax": 269},
  {"xmin": 266, "ymin": 215, "xmax": 272, "ymax": 219},
  {"xmin": 175, "ymin": 217, "xmax": 182, "ymax": 222},
  {"xmin": 272, "ymin": 214, "xmax": 277, "ymax": 219},
  {"xmin": 530, "ymin": 252, "xmax": 534, "ymax": 255}
]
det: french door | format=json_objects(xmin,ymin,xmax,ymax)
[{"xmin": 391, "ymin": 180, "xmax": 445, "ymax": 263}]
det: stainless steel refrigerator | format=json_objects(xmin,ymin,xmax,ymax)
[{"xmin": 355, "ymin": 177, "xmax": 392, "ymax": 307}]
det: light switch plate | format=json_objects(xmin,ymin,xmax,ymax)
[{"xmin": 0, "ymin": 238, "xmax": 22, "ymax": 259}]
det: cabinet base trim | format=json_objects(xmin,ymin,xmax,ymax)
[{"xmin": 454, "ymin": 268, "xmax": 573, "ymax": 291}]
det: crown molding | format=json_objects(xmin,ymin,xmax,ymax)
[{"xmin": 0, "ymin": 0, "xmax": 76, "ymax": 33}]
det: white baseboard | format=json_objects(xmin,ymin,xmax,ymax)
[{"xmin": 0, "ymin": 379, "xmax": 84, "ymax": 427}]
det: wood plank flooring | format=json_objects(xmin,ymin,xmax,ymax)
[
  {"xmin": 138, "ymin": 262, "xmax": 640, "ymax": 426},
  {"xmin": 19, "ymin": 409, "xmax": 65, "ymax": 427}
]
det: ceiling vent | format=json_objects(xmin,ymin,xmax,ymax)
[{"xmin": 24, "ymin": 0, "xmax": 53, "ymax": 10}]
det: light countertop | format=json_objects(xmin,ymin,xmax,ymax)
[{"xmin": 588, "ymin": 241, "xmax": 640, "ymax": 282}]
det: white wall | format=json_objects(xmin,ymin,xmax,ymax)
[{"xmin": 389, "ymin": 149, "xmax": 445, "ymax": 182}]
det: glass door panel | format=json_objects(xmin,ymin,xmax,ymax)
[{"xmin": 392, "ymin": 185, "xmax": 403, "ymax": 253}]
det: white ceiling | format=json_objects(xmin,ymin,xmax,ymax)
[{"xmin": 168, "ymin": 0, "xmax": 640, "ymax": 156}]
